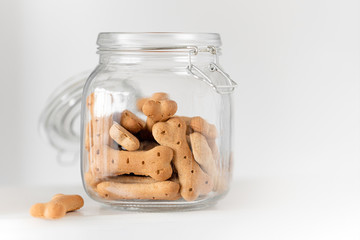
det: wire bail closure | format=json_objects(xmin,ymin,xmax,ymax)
[
  {"xmin": 100, "ymin": 45, "xmax": 237, "ymax": 94},
  {"xmin": 186, "ymin": 46, "xmax": 237, "ymax": 94}
]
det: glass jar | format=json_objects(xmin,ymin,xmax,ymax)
[{"xmin": 80, "ymin": 32, "xmax": 236, "ymax": 211}]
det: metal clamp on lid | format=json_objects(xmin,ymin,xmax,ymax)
[{"xmin": 186, "ymin": 46, "xmax": 237, "ymax": 94}]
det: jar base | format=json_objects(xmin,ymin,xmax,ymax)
[
  {"xmin": 107, "ymin": 200, "xmax": 216, "ymax": 212},
  {"xmin": 90, "ymin": 191, "xmax": 228, "ymax": 212}
]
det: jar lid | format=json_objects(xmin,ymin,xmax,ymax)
[{"xmin": 97, "ymin": 32, "xmax": 222, "ymax": 51}]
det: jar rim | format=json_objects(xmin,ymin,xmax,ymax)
[{"xmin": 97, "ymin": 32, "xmax": 221, "ymax": 51}]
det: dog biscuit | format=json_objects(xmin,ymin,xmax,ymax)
[
  {"xmin": 97, "ymin": 181, "xmax": 180, "ymax": 200},
  {"xmin": 120, "ymin": 110, "xmax": 145, "ymax": 134},
  {"xmin": 152, "ymin": 117, "xmax": 212, "ymax": 201},
  {"xmin": 136, "ymin": 92, "xmax": 169, "ymax": 111},
  {"xmin": 109, "ymin": 175, "xmax": 158, "ymax": 184},
  {"xmin": 142, "ymin": 99, "xmax": 177, "ymax": 122},
  {"xmin": 90, "ymin": 145, "xmax": 173, "ymax": 181},
  {"xmin": 84, "ymin": 171, "xmax": 157, "ymax": 190},
  {"xmin": 85, "ymin": 121, "xmax": 92, "ymax": 152},
  {"xmin": 30, "ymin": 194, "xmax": 84, "ymax": 219},
  {"xmin": 86, "ymin": 92, "xmax": 113, "ymax": 118},
  {"xmin": 190, "ymin": 116, "xmax": 217, "ymax": 139},
  {"xmin": 110, "ymin": 122, "xmax": 140, "ymax": 151},
  {"xmin": 189, "ymin": 132, "xmax": 216, "ymax": 177},
  {"xmin": 84, "ymin": 171, "xmax": 101, "ymax": 190},
  {"xmin": 178, "ymin": 116, "xmax": 193, "ymax": 135}
]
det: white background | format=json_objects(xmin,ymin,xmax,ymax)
[{"xmin": 0, "ymin": 0, "xmax": 359, "ymax": 239}]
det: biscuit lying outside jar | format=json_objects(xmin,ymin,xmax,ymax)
[{"xmin": 30, "ymin": 194, "xmax": 84, "ymax": 219}]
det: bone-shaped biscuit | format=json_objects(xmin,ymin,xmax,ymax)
[
  {"xmin": 84, "ymin": 171, "xmax": 157, "ymax": 190},
  {"xmin": 136, "ymin": 92, "xmax": 169, "ymax": 111},
  {"xmin": 109, "ymin": 122, "xmax": 140, "ymax": 151},
  {"xmin": 30, "ymin": 194, "xmax": 84, "ymax": 219},
  {"xmin": 177, "ymin": 116, "xmax": 193, "ymax": 135},
  {"xmin": 152, "ymin": 117, "xmax": 213, "ymax": 201},
  {"xmin": 85, "ymin": 115, "xmax": 116, "ymax": 152},
  {"xmin": 90, "ymin": 145, "xmax": 173, "ymax": 181},
  {"xmin": 85, "ymin": 92, "xmax": 117, "ymax": 151},
  {"xmin": 189, "ymin": 132, "xmax": 216, "ymax": 177},
  {"xmin": 190, "ymin": 116, "xmax": 217, "ymax": 139},
  {"xmin": 85, "ymin": 121, "xmax": 92, "ymax": 151},
  {"xmin": 207, "ymin": 138, "xmax": 220, "ymax": 162},
  {"xmin": 142, "ymin": 99, "xmax": 177, "ymax": 122},
  {"xmin": 86, "ymin": 92, "xmax": 96, "ymax": 117},
  {"xmin": 97, "ymin": 181, "xmax": 181, "ymax": 200},
  {"xmin": 120, "ymin": 110, "xmax": 145, "ymax": 134},
  {"xmin": 145, "ymin": 117, "xmax": 156, "ymax": 133},
  {"xmin": 84, "ymin": 171, "xmax": 101, "ymax": 190},
  {"xmin": 86, "ymin": 92, "xmax": 113, "ymax": 118}
]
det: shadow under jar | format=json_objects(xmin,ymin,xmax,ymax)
[{"xmin": 81, "ymin": 32, "xmax": 237, "ymax": 211}]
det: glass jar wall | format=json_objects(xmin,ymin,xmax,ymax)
[{"xmin": 81, "ymin": 33, "xmax": 236, "ymax": 210}]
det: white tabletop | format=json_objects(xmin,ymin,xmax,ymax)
[{"xmin": 1, "ymin": 175, "xmax": 359, "ymax": 240}]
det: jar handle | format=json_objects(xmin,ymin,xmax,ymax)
[
  {"xmin": 186, "ymin": 46, "xmax": 238, "ymax": 94},
  {"xmin": 39, "ymin": 70, "xmax": 91, "ymax": 165},
  {"xmin": 187, "ymin": 63, "xmax": 237, "ymax": 94}
]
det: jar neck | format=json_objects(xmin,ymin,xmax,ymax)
[{"xmin": 98, "ymin": 51, "xmax": 220, "ymax": 69}]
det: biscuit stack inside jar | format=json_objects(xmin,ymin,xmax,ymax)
[{"xmin": 84, "ymin": 92, "xmax": 224, "ymax": 202}]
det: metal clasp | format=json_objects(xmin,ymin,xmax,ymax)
[
  {"xmin": 100, "ymin": 44, "xmax": 237, "ymax": 94},
  {"xmin": 186, "ymin": 46, "xmax": 237, "ymax": 94}
]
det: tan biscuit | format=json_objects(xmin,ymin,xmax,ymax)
[
  {"xmin": 190, "ymin": 116, "xmax": 217, "ymax": 139},
  {"xmin": 85, "ymin": 121, "xmax": 92, "ymax": 152},
  {"xmin": 145, "ymin": 117, "xmax": 156, "ymax": 132},
  {"xmin": 97, "ymin": 181, "xmax": 180, "ymax": 200},
  {"xmin": 85, "ymin": 92, "xmax": 120, "ymax": 150},
  {"xmin": 85, "ymin": 115, "xmax": 117, "ymax": 154},
  {"xmin": 120, "ymin": 110, "xmax": 145, "ymax": 134},
  {"xmin": 110, "ymin": 122, "xmax": 140, "ymax": 151},
  {"xmin": 90, "ymin": 145, "xmax": 173, "ymax": 181},
  {"xmin": 91, "ymin": 115, "xmax": 114, "ymax": 147},
  {"xmin": 207, "ymin": 138, "xmax": 220, "ymax": 163},
  {"xmin": 136, "ymin": 92, "xmax": 169, "ymax": 111},
  {"xmin": 84, "ymin": 171, "xmax": 101, "ymax": 190},
  {"xmin": 186, "ymin": 135, "xmax": 191, "ymax": 150},
  {"xmin": 140, "ymin": 93, "xmax": 176, "ymax": 133},
  {"xmin": 136, "ymin": 97, "xmax": 148, "ymax": 112},
  {"xmin": 152, "ymin": 117, "xmax": 213, "ymax": 201},
  {"xmin": 206, "ymin": 138, "xmax": 220, "ymax": 191},
  {"xmin": 85, "ymin": 171, "xmax": 157, "ymax": 190},
  {"xmin": 30, "ymin": 194, "xmax": 84, "ymax": 219},
  {"xmin": 86, "ymin": 92, "xmax": 113, "ymax": 118},
  {"xmin": 151, "ymin": 92, "xmax": 169, "ymax": 101},
  {"xmin": 189, "ymin": 132, "xmax": 216, "ymax": 177},
  {"xmin": 142, "ymin": 99, "xmax": 177, "ymax": 122},
  {"xmin": 86, "ymin": 92, "xmax": 95, "ymax": 117},
  {"xmin": 177, "ymin": 116, "xmax": 193, "ymax": 135},
  {"xmin": 109, "ymin": 175, "xmax": 158, "ymax": 184}
]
